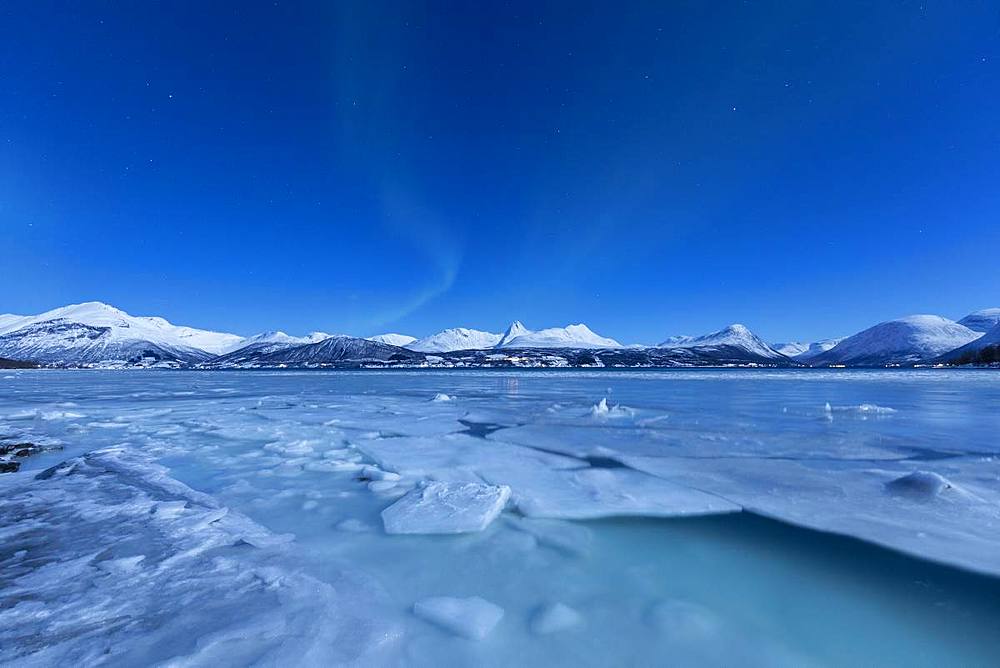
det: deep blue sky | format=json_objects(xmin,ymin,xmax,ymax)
[{"xmin": 2, "ymin": 2, "xmax": 998, "ymax": 343}]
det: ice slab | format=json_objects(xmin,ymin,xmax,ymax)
[
  {"xmin": 484, "ymin": 465, "xmax": 740, "ymax": 520},
  {"xmin": 620, "ymin": 454, "xmax": 1000, "ymax": 576},
  {"xmin": 382, "ymin": 481, "xmax": 512, "ymax": 534},
  {"xmin": 412, "ymin": 596, "xmax": 504, "ymax": 640},
  {"xmin": 356, "ymin": 433, "xmax": 582, "ymax": 483}
]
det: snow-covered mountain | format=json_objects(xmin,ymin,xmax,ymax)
[
  {"xmin": 0, "ymin": 302, "xmax": 244, "ymax": 365},
  {"xmin": 658, "ymin": 324, "xmax": 787, "ymax": 361},
  {"xmin": 368, "ymin": 333, "xmax": 417, "ymax": 347},
  {"xmin": 935, "ymin": 323, "xmax": 1000, "ymax": 365},
  {"xmin": 496, "ymin": 322, "xmax": 621, "ymax": 349},
  {"xmin": 238, "ymin": 331, "xmax": 331, "ymax": 347},
  {"xmin": 773, "ymin": 338, "xmax": 845, "ymax": 360},
  {"xmin": 406, "ymin": 328, "xmax": 502, "ymax": 352},
  {"xmin": 659, "ymin": 335, "xmax": 694, "ymax": 346},
  {"xmin": 957, "ymin": 308, "xmax": 1000, "ymax": 333},
  {"xmin": 808, "ymin": 315, "xmax": 982, "ymax": 367}
]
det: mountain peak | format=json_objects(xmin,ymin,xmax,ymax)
[
  {"xmin": 498, "ymin": 320, "xmax": 531, "ymax": 346},
  {"xmin": 496, "ymin": 322, "xmax": 621, "ymax": 349},
  {"xmin": 406, "ymin": 327, "xmax": 502, "ymax": 352},
  {"xmin": 368, "ymin": 333, "xmax": 416, "ymax": 347},
  {"xmin": 657, "ymin": 323, "xmax": 782, "ymax": 359}
]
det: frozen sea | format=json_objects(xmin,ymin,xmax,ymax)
[{"xmin": 2, "ymin": 368, "xmax": 1000, "ymax": 666}]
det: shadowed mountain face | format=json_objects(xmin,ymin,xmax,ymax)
[
  {"xmin": 934, "ymin": 324, "xmax": 1000, "ymax": 366},
  {"xmin": 0, "ymin": 321, "xmax": 213, "ymax": 365},
  {"xmin": 205, "ymin": 336, "xmax": 424, "ymax": 367}
]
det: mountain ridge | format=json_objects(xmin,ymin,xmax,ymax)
[{"xmin": 1, "ymin": 302, "xmax": 997, "ymax": 367}]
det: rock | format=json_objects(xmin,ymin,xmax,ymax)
[
  {"xmin": 0, "ymin": 460, "xmax": 21, "ymax": 473},
  {"xmin": 0, "ymin": 442, "xmax": 34, "ymax": 456},
  {"xmin": 412, "ymin": 596, "xmax": 504, "ymax": 640}
]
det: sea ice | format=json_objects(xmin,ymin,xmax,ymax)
[{"xmin": 4, "ymin": 369, "xmax": 1000, "ymax": 666}]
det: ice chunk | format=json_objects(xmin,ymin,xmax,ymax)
[
  {"xmin": 412, "ymin": 596, "xmax": 504, "ymax": 640},
  {"xmin": 590, "ymin": 397, "xmax": 635, "ymax": 419},
  {"xmin": 336, "ymin": 518, "xmax": 374, "ymax": 533},
  {"xmin": 505, "ymin": 516, "xmax": 593, "ymax": 557},
  {"xmin": 530, "ymin": 602, "xmax": 582, "ymax": 634},
  {"xmin": 381, "ymin": 481, "xmax": 511, "ymax": 534},
  {"xmin": 645, "ymin": 599, "xmax": 721, "ymax": 640},
  {"xmin": 885, "ymin": 471, "xmax": 952, "ymax": 499},
  {"xmin": 368, "ymin": 480, "xmax": 398, "ymax": 492},
  {"xmin": 96, "ymin": 555, "xmax": 145, "ymax": 576},
  {"xmin": 361, "ymin": 465, "xmax": 401, "ymax": 481},
  {"xmin": 431, "ymin": 393, "xmax": 455, "ymax": 402}
]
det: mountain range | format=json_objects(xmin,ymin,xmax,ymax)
[{"xmin": 0, "ymin": 301, "xmax": 997, "ymax": 369}]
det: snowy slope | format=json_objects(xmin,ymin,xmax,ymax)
[
  {"xmin": 808, "ymin": 315, "xmax": 982, "ymax": 366},
  {"xmin": 957, "ymin": 308, "xmax": 1000, "ymax": 333},
  {"xmin": 368, "ymin": 333, "xmax": 417, "ymax": 347},
  {"xmin": 773, "ymin": 338, "xmax": 845, "ymax": 360},
  {"xmin": 658, "ymin": 324, "xmax": 786, "ymax": 360},
  {"xmin": 0, "ymin": 321, "xmax": 214, "ymax": 365},
  {"xmin": 497, "ymin": 323, "xmax": 622, "ymax": 349},
  {"xmin": 773, "ymin": 342, "xmax": 810, "ymax": 357},
  {"xmin": 0, "ymin": 302, "xmax": 244, "ymax": 364},
  {"xmin": 407, "ymin": 328, "xmax": 502, "ymax": 352},
  {"xmin": 936, "ymin": 324, "xmax": 1000, "ymax": 365}
]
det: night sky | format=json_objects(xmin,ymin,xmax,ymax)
[{"xmin": 2, "ymin": 2, "xmax": 998, "ymax": 343}]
